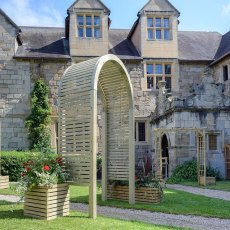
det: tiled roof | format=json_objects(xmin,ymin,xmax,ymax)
[
  {"xmin": 212, "ymin": 31, "xmax": 230, "ymax": 65},
  {"xmin": 178, "ymin": 31, "xmax": 222, "ymax": 61},
  {"xmin": 15, "ymin": 27, "xmax": 70, "ymax": 60},
  {"xmin": 0, "ymin": 8, "xmax": 21, "ymax": 32},
  {"xmin": 109, "ymin": 29, "xmax": 141, "ymax": 60}
]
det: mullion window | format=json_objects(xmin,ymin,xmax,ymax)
[
  {"xmin": 147, "ymin": 16, "xmax": 170, "ymax": 40},
  {"xmin": 77, "ymin": 14, "xmax": 101, "ymax": 38},
  {"xmin": 146, "ymin": 63, "xmax": 172, "ymax": 89}
]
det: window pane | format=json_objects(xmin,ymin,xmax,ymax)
[
  {"xmin": 156, "ymin": 64, "xmax": 163, "ymax": 74},
  {"xmin": 147, "ymin": 64, "xmax": 153, "ymax": 74},
  {"xmin": 77, "ymin": 16, "xmax": 84, "ymax": 26},
  {"xmin": 164, "ymin": 29, "xmax": 170, "ymax": 40},
  {"xmin": 86, "ymin": 28, "xmax": 92, "ymax": 37},
  {"xmin": 94, "ymin": 28, "xmax": 100, "ymax": 38},
  {"xmin": 223, "ymin": 65, "xmax": 228, "ymax": 81},
  {"xmin": 156, "ymin": 18, "xmax": 161, "ymax": 27},
  {"xmin": 94, "ymin": 16, "xmax": 100, "ymax": 26},
  {"xmin": 164, "ymin": 18, "xmax": 169, "ymax": 28},
  {"xmin": 165, "ymin": 64, "xmax": 171, "ymax": 74},
  {"xmin": 86, "ymin": 16, "xmax": 92, "ymax": 25},
  {"xmin": 156, "ymin": 29, "xmax": 162, "ymax": 39},
  {"xmin": 147, "ymin": 77, "xmax": 153, "ymax": 89},
  {"xmin": 147, "ymin": 18, "xmax": 153, "ymax": 27},
  {"xmin": 209, "ymin": 135, "xmax": 217, "ymax": 150},
  {"xmin": 165, "ymin": 77, "xmax": 171, "ymax": 89},
  {"xmin": 148, "ymin": 29, "xmax": 153, "ymax": 39},
  {"xmin": 138, "ymin": 122, "xmax": 146, "ymax": 142},
  {"xmin": 156, "ymin": 77, "xmax": 163, "ymax": 89},
  {"xmin": 78, "ymin": 28, "xmax": 84, "ymax": 37}
]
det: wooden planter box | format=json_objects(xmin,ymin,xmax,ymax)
[
  {"xmin": 107, "ymin": 185, "xmax": 162, "ymax": 204},
  {"xmin": 0, "ymin": 176, "xmax": 9, "ymax": 189},
  {"xmin": 24, "ymin": 183, "xmax": 69, "ymax": 220},
  {"xmin": 199, "ymin": 176, "xmax": 216, "ymax": 185}
]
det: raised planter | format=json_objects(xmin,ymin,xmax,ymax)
[
  {"xmin": 107, "ymin": 185, "xmax": 162, "ymax": 204},
  {"xmin": 0, "ymin": 176, "xmax": 9, "ymax": 189},
  {"xmin": 24, "ymin": 183, "xmax": 69, "ymax": 220},
  {"xmin": 199, "ymin": 176, "xmax": 216, "ymax": 185}
]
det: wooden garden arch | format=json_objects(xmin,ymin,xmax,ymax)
[
  {"xmin": 154, "ymin": 128, "xmax": 207, "ymax": 185},
  {"xmin": 58, "ymin": 54, "xmax": 135, "ymax": 219}
]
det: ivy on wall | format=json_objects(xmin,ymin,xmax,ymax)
[{"xmin": 25, "ymin": 80, "xmax": 52, "ymax": 151}]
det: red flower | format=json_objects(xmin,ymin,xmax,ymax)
[
  {"xmin": 25, "ymin": 167, "xmax": 30, "ymax": 172},
  {"xmin": 21, "ymin": 173, "xmax": 26, "ymax": 177},
  {"xmin": 43, "ymin": 165, "xmax": 50, "ymax": 171}
]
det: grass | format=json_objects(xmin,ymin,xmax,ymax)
[
  {"xmin": 69, "ymin": 185, "xmax": 230, "ymax": 219},
  {"xmin": 1, "ymin": 182, "xmax": 230, "ymax": 219},
  {"xmin": 0, "ymin": 201, "xmax": 183, "ymax": 230},
  {"xmin": 173, "ymin": 180, "xmax": 230, "ymax": 192}
]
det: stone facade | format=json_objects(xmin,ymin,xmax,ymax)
[{"xmin": 0, "ymin": 0, "xmax": 230, "ymax": 179}]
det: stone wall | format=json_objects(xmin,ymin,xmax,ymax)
[{"xmin": 178, "ymin": 62, "xmax": 208, "ymax": 99}]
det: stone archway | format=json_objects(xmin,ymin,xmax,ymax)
[{"xmin": 58, "ymin": 54, "xmax": 135, "ymax": 219}]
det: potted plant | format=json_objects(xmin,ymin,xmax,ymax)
[
  {"xmin": 107, "ymin": 173, "xmax": 163, "ymax": 204},
  {"xmin": 16, "ymin": 152, "xmax": 69, "ymax": 220}
]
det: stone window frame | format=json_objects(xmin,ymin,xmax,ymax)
[
  {"xmin": 76, "ymin": 14, "xmax": 101, "ymax": 38},
  {"xmin": 144, "ymin": 62, "xmax": 172, "ymax": 90},
  {"xmin": 135, "ymin": 119, "xmax": 149, "ymax": 144},
  {"xmin": 147, "ymin": 16, "xmax": 171, "ymax": 41}
]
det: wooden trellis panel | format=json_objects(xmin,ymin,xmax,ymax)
[
  {"xmin": 59, "ymin": 54, "xmax": 135, "ymax": 218},
  {"xmin": 197, "ymin": 131, "xmax": 206, "ymax": 185}
]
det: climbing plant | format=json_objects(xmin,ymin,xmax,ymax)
[{"xmin": 25, "ymin": 80, "xmax": 52, "ymax": 151}]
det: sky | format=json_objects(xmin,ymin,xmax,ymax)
[{"xmin": 0, "ymin": 0, "xmax": 230, "ymax": 34}]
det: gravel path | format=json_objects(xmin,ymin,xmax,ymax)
[
  {"xmin": 0, "ymin": 194, "xmax": 20, "ymax": 203},
  {"xmin": 166, "ymin": 184, "xmax": 230, "ymax": 201},
  {"xmin": 71, "ymin": 203, "xmax": 230, "ymax": 230}
]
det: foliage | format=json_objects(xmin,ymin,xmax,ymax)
[
  {"xmin": 16, "ymin": 150, "xmax": 68, "ymax": 201},
  {"xmin": 25, "ymin": 80, "xmax": 52, "ymax": 151},
  {"xmin": 167, "ymin": 159, "xmax": 221, "ymax": 184},
  {"xmin": 0, "ymin": 151, "xmax": 35, "ymax": 181}
]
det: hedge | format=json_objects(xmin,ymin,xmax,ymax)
[{"xmin": 0, "ymin": 151, "xmax": 33, "ymax": 181}]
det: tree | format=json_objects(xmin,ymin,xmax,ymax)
[{"xmin": 26, "ymin": 80, "xmax": 52, "ymax": 151}]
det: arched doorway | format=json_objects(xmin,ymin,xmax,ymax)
[
  {"xmin": 58, "ymin": 54, "xmax": 135, "ymax": 218},
  {"xmin": 161, "ymin": 134, "xmax": 169, "ymax": 179}
]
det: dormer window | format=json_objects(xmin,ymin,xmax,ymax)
[
  {"xmin": 147, "ymin": 16, "xmax": 171, "ymax": 40},
  {"xmin": 77, "ymin": 14, "xmax": 101, "ymax": 38}
]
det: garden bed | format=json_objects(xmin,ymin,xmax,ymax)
[
  {"xmin": 24, "ymin": 183, "xmax": 69, "ymax": 220},
  {"xmin": 107, "ymin": 185, "xmax": 162, "ymax": 204},
  {"xmin": 0, "ymin": 176, "xmax": 9, "ymax": 189}
]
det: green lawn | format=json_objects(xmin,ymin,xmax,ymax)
[
  {"xmin": 1, "ymin": 183, "xmax": 230, "ymax": 219},
  {"xmin": 0, "ymin": 201, "xmax": 183, "ymax": 230},
  {"xmin": 69, "ymin": 185, "xmax": 230, "ymax": 219},
  {"xmin": 172, "ymin": 180, "xmax": 230, "ymax": 192}
]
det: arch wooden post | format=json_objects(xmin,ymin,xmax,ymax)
[{"xmin": 59, "ymin": 54, "xmax": 135, "ymax": 218}]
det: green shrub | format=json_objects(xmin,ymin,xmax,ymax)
[
  {"xmin": 0, "ymin": 151, "xmax": 36, "ymax": 181},
  {"xmin": 167, "ymin": 159, "xmax": 220, "ymax": 183},
  {"xmin": 25, "ymin": 80, "xmax": 52, "ymax": 151}
]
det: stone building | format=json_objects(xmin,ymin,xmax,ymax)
[{"xmin": 0, "ymin": 0, "xmax": 229, "ymax": 178}]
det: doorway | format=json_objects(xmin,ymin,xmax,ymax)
[
  {"xmin": 161, "ymin": 134, "xmax": 169, "ymax": 179},
  {"xmin": 225, "ymin": 145, "xmax": 230, "ymax": 179}
]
